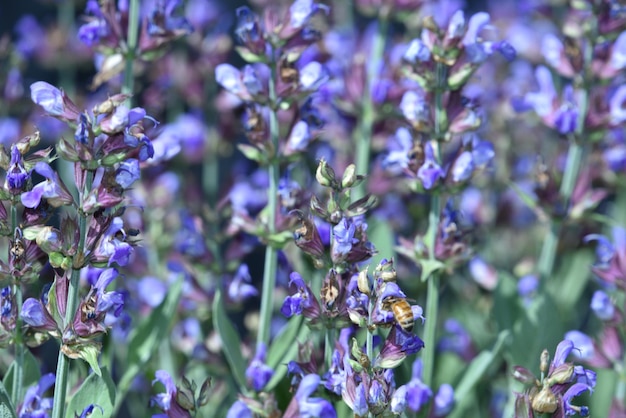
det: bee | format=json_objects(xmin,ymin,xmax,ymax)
[{"xmin": 384, "ymin": 297, "xmax": 414, "ymax": 332}]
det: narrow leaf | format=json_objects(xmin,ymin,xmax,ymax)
[
  {"xmin": 3, "ymin": 349, "xmax": 41, "ymax": 398},
  {"xmin": 265, "ymin": 323, "xmax": 311, "ymax": 391},
  {"xmin": 127, "ymin": 276, "xmax": 183, "ymax": 366},
  {"xmin": 266, "ymin": 315, "xmax": 303, "ymax": 370},
  {"xmin": 212, "ymin": 289, "xmax": 247, "ymax": 390},
  {"xmin": 448, "ymin": 330, "xmax": 510, "ymax": 418},
  {"xmin": 0, "ymin": 380, "xmax": 16, "ymax": 418}
]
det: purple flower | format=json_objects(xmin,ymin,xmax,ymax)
[
  {"xmin": 400, "ymin": 90, "xmax": 429, "ymax": 127},
  {"xmin": 0, "ymin": 118, "xmax": 20, "ymax": 146},
  {"xmin": 291, "ymin": 374, "xmax": 337, "ymax": 418},
  {"xmin": 30, "ymin": 82, "xmax": 64, "ymax": 116},
  {"xmin": 450, "ymin": 151, "xmax": 474, "ymax": 183},
  {"xmin": 288, "ymin": 0, "xmax": 329, "ymax": 29},
  {"xmin": 417, "ymin": 142, "xmax": 444, "ymax": 190},
  {"xmin": 116, "ymin": 159, "xmax": 141, "ymax": 188},
  {"xmin": 404, "ymin": 38, "xmax": 431, "ymax": 63},
  {"xmin": 382, "ymin": 127, "xmax": 413, "ymax": 175},
  {"xmin": 15, "ymin": 15, "xmax": 46, "ymax": 59},
  {"xmin": 610, "ymin": 85, "xmax": 626, "ymax": 125},
  {"xmin": 137, "ymin": 277, "xmax": 167, "ymax": 308},
  {"xmin": 286, "ymin": 120, "xmax": 311, "ymax": 153},
  {"xmin": 245, "ymin": 343, "xmax": 274, "ymax": 391},
  {"xmin": 468, "ymin": 256, "xmax": 498, "ymax": 291},
  {"xmin": 96, "ymin": 217, "xmax": 134, "ymax": 267},
  {"xmin": 299, "ymin": 61, "xmax": 328, "ymax": 90},
  {"xmin": 280, "ymin": 272, "xmax": 320, "ymax": 319},
  {"xmin": 563, "ymin": 383, "xmax": 591, "ymax": 416},
  {"xmin": 18, "ymin": 373, "xmax": 55, "ymax": 417},
  {"xmin": 405, "ymin": 359, "xmax": 433, "ymax": 412},
  {"xmin": 226, "ymin": 400, "xmax": 253, "ymax": 418},
  {"xmin": 333, "ymin": 218, "xmax": 358, "ymax": 257},
  {"xmin": 228, "ymin": 264, "xmax": 258, "ymax": 303},
  {"xmin": 6, "ymin": 146, "xmax": 29, "ymax": 194},
  {"xmin": 609, "ymin": 31, "xmax": 626, "ymax": 71},
  {"xmin": 216, "ymin": 64, "xmax": 244, "ymax": 96},
  {"xmin": 433, "ymin": 384, "xmax": 455, "ymax": 416},
  {"xmin": 590, "ymin": 290, "xmax": 614, "ymax": 320},
  {"xmin": 150, "ymin": 370, "xmax": 191, "ymax": 417},
  {"xmin": 438, "ymin": 319, "xmax": 474, "ymax": 361},
  {"xmin": 21, "ymin": 162, "xmax": 74, "ymax": 208},
  {"xmin": 21, "ymin": 298, "xmax": 57, "ymax": 331},
  {"xmin": 564, "ymin": 331, "xmax": 595, "ymax": 362}
]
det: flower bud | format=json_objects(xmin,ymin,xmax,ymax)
[
  {"xmin": 315, "ymin": 158, "xmax": 337, "ymax": 189},
  {"xmin": 35, "ymin": 226, "xmax": 64, "ymax": 254},
  {"xmin": 540, "ymin": 349, "xmax": 550, "ymax": 374},
  {"xmin": 341, "ymin": 164, "xmax": 357, "ymax": 189},
  {"xmin": 547, "ymin": 363, "xmax": 574, "ymax": 386},
  {"xmin": 357, "ymin": 269, "xmax": 370, "ymax": 294},
  {"xmin": 530, "ymin": 385, "xmax": 558, "ymax": 414}
]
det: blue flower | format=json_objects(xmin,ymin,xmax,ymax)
[
  {"xmin": 18, "ymin": 373, "xmax": 55, "ymax": 418},
  {"xmin": 590, "ymin": 290, "xmax": 614, "ymax": 320},
  {"xmin": 21, "ymin": 162, "xmax": 73, "ymax": 208},
  {"xmin": 417, "ymin": 142, "xmax": 444, "ymax": 190},
  {"xmin": 433, "ymin": 384, "xmax": 455, "ymax": 416},
  {"xmin": 333, "ymin": 218, "xmax": 358, "ymax": 257},
  {"xmin": 226, "ymin": 400, "xmax": 253, "ymax": 418},
  {"xmin": 228, "ymin": 264, "xmax": 258, "ymax": 303},
  {"xmin": 294, "ymin": 374, "xmax": 337, "ymax": 418},
  {"xmin": 6, "ymin": 146, "xmax": 29, "ymax": 194},
  {"xmin": 245, "ymin": 343, "xmax": 274, "ymax": 391},
  {"xmin": 116, "ymin": 159, "xmax": 140, "ymax": 189}
]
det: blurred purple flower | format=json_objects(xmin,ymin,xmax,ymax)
[
  {"xmin": 6, "ymin": 146, "xmax": 30, "ymax": 194},
  {"xmin": 333, "ymin": 218, "xmax": 358, "ymax": 258},
  {"xmin": 21, "ymin": 162, "xmax": 73, "ymax": 208},
  {"xmin": 433, "ymin": 384, "xmax": 455, "ymax": 416},
  {"xmin": 228, "ymin": 264, "xmax": 258, "ymax": 303},
  {"xmin": 284, "ymin": 374, "xmax": 336, "ymax": 418},
  {"xmin": 226, "ymin": 400, "xmax": 252, "ymax": 418},
  {"xmin": 150, "ymin": 370, "xmax": 191, "ymax": 417},
  {"xmin": 590, "ymin": 290, "xmax": 614, "ymax": 321},
  {"xmin": 417, "ymin": 142, "xmax": 444, "ymax": 189},
  {"xmin": 0, "ymin": 118, "xmax": 19, "ymax": 146},
  {"xmin": 245, "ymin": 343, "xmax": 274, "ymax": 391},
  {"xmin": 564, "ymin": 331, "xmax": 595, "ymax": 362},
  {"xmin": 18, "ymin": 373, "xmax": 55, "ymax": 418},
  {"xmin": 382, "ymin": 127, "xmax": 412, "ymax": 175},
  {"xmin": 138, "ymin": 276, "xmax": 167, "ymax": 307}
]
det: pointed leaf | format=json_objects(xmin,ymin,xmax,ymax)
[
  {"xmin": 73, "ymin": 344, "xmax": 102, "ymax": 376},
  {"xmin": 265, "ymin": 322, "xmax": 311, "ymax": 392},
  {"xmin": 266, "ymin": 315, "xmax": 303, "ymax": 370},
  {"xmin": 0, "ymin": 379, "xmax": 16, "ymax": 418},
  {"xmin": 65, "ymin": 367, "xmax": 115, "ymax": 418},
  {"xmin": 127, "ymin": 276, "xmax": 183, "ymax": 366},
  {"xmin": 3, "ymin": 349, "xmax": 41, "ymax": 398},
  {"xmin": 448, "ymin": 330, "xmax": 510, "ymax": 418},
  {"xmin": 212, "ymin": 289, "xmax": 247, "ymax": 390},
  {"xmin": 420, "ymin": 259, "xmax": 445, "ymax": 282}
]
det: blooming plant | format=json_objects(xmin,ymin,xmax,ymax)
[{"xmin": 0, "ymin": 0, "xmax": 625, "ymax": 417}]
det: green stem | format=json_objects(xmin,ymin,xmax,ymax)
[
  {"xmin": 10, "ymin": 205, "xmax": 24, "ymax": 407},
  {"xmin": 537, "ymin": 74, "xmax": 588, "ymax": 281},
  {"xmin": 122, "ymin": 0, "xmax": 140, "ymax": 104},
  {"xmin": 354, "ymin": 17, "xmax": 388, "ymax": 201},
  {"xmin": 421, "ymin": 62, "xmax": 447, "ymax": 389},
  {"xmin": 51, "ymin": 171, "xmax": 93, "ymax": 418},
  {"xmin": 325, "ymin": 328, "xmax": 336, "ymax": 368},
  {"xmin": 256, "ymin": 61, "xmax": 280, "ymax": 349},
  {"xmin": 421, "ymin": 194, "xmax": 441, "ymax": 389},
  {"xmin": 57, "ymin": 0, "xmax": 75, "ymax": 96}
]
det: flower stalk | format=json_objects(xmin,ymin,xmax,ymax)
[
  {"xmin": 10, "ymin": 204, "xmax": 23, "ymax": 407},
  {"xmin": 51, "ymin": 171, "xmax": 93, "ymax": 418},
  {"xmin": 257, "ymin": 60, "xmax": 280, "ymax": 349},
  {"xmin": 354, "ymin": 16, "xmax": 388, "ymax": 202}
]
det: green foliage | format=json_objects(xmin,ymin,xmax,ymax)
[
  {"xmin": 65, "ymin": 368, "xmax": 115, "ymax": 418},
  {"xmin": 3, "ymin": 349, "xmax": 40, "ymax": 399},
  {"xmin": 212, "ymin": 289, "xmax": 247, "ymax": 390}
]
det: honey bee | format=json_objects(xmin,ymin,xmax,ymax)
[{"xmin": 384, "ymin": 297, "xmax": 414, "ymax": 332}]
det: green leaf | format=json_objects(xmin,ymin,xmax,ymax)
[
  {"xmin": 266, "ymin": 315, "xmax": 303, "ymax": 370},
  {"xmin": 0, "ymin": 380, "xmax": 16, "ymax": 418},
  {"xmin": 74, "ymin": 344, "xmax": 102, "ymax": 376},
  {"xmin": 265, "ymin": 322, "xmax": 311, "ymax": 392},
  {"xmin": 3, "ymin": 349, "xmax": 41, "ymax": 397},
  {"xmin": 420, "ymin": 259, "xmax": 445, "ymax": 282},
  {"xmin": 547, "ymin": 249, "xmax": 593, "ymax": 314},
  {"xmin": 212, "ymin": 289, "xmax": 247, "ymax": 390},
  {"xmin": 448, "ymin": 330, "xmax": 510, "ymax": 418},
  {"xmin": 237, "ymin": 144, "xmax": 267, "ymax": 165},
  {"xmin": 126, "ymin": 276, "xmax": 183, "ymax": 367},
  {"xmin": 367, "ymin": 217, "xmax": 396, "ymax": 269},
  {"xmin": 65, "ymin": 367, "xmax": 115, "ymax": 418}
]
